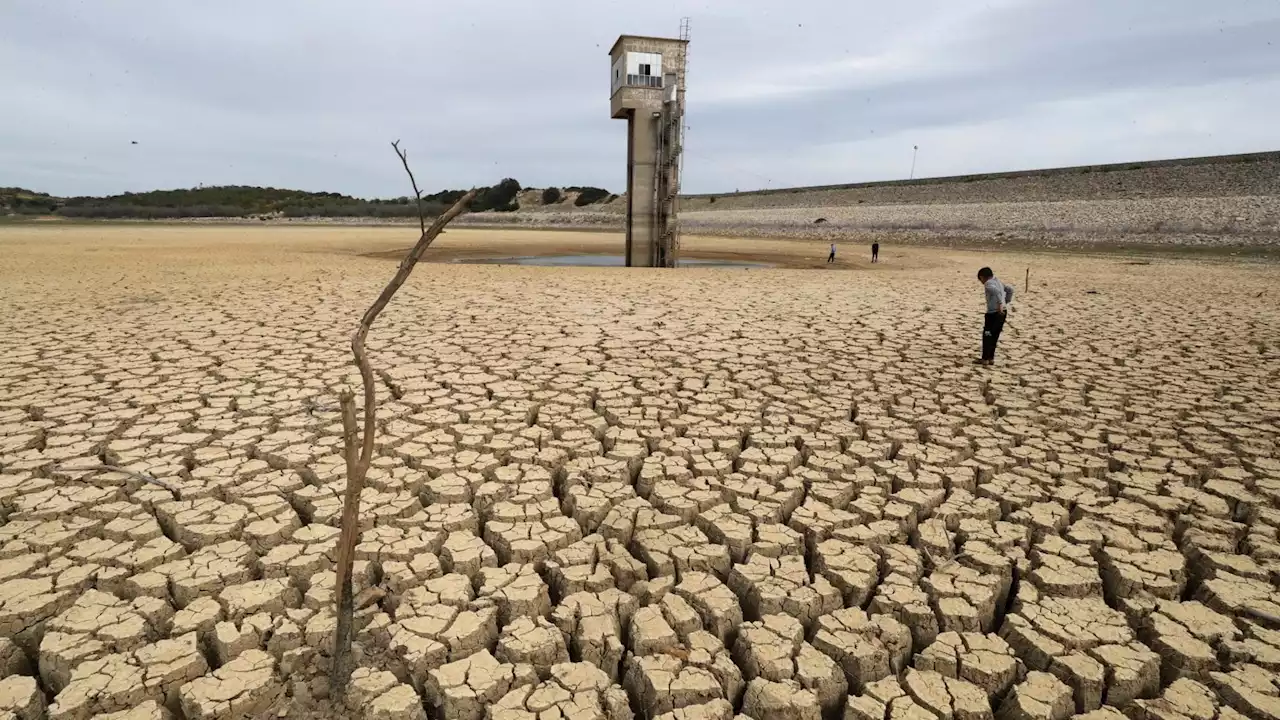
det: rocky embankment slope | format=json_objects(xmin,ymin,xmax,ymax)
[{"xmin": 461, "ymin": 152, "xmax": 1280, "ymax": 249}]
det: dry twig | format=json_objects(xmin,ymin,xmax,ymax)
[
  {"xmin": 52, "ymin": 463, "xmax": 179, "ymax": 498},
  {"xmin": 1242, "ymin": 606, "xmax": 1280, "ymax": 627},
  {"xmin": 329, "ymin": 142, "xmax": 476, "ymax": 694}
]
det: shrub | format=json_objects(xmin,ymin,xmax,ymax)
[
  {"xmin": 541, "ymin": 187, "xmax": 562, "ymax": 205},
  {"xmin": 574, "ymin": 187, "xmax": 611, "ymax": 206},
  {"xmin": 473, "ymin": 178, "xmax": 522, "ymax": 212}
]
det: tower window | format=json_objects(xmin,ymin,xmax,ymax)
[{"xmin": 639, "ymin": 63, "xmax": 651, "ymax": 76}]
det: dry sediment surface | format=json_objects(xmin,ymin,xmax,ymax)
[{"xmin": 1, "ymin": 224, "xmax": 1279, "ymax": 720}]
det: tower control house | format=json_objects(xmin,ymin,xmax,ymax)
[{"xmin": 609, "ymin": 34, "xmax": 687, "ymax": 268}]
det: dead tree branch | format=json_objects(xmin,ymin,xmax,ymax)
[
  {"xmin": 392, "ymin": 139, "xmax": 426, "ymax": 238},
  {"xmin": 330, "ymin": 143, "xmax": 475, "ymax": 694}
]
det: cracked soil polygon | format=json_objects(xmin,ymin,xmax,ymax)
[
  {"xmin": 488, "ymin": 661, "xmax": 631, "ymax": 720},
  {"xmin": 421, "ymin": 649, "xmax": 536, "ymax": 720}
]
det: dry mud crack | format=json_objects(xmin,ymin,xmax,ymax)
[{"xmin": 0, "ymin": 232, "xmax": 1279, "ymax": 720}]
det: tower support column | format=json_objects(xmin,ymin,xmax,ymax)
[{"xmin": 626, "ymin": 112, "xmax": 658, "ymax": 267}]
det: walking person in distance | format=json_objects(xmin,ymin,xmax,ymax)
[
  {"xmin": 871, "ymin": 242, "xmax": 880, "ymax": 263},
  {"xmin": 827, "ymin": 243, "xmax": 836, "ymax": 264},
  {"xmin": 976, "ymin": 267, "xmax": 1014, "ymax": 366}
]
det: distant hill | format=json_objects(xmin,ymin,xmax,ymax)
[
  {"xmin": 9, "ymin": 150, "xmax": 1274, "ymax": 222},
  {"xmin": 0, "ymin": 181, "xmax": 617, "ymax": 219}
]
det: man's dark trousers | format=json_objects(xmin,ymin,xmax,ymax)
[{"xmin": 982, "ymin": 311, "xmax": 1006, "ymax": 362}]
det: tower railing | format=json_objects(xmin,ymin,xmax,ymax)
[{"xmin": 625, "ymin": 74, "xmax": 663, "ymax": 88}]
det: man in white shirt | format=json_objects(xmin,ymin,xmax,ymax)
[{"xmin": 977, "ymin": 266, "xmax": 1014, "ymax": 366}]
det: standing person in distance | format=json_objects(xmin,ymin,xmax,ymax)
[
  {"xmin": 827, "ymin": 243, "xmax": 837, "ymax": 264},
  {"xmin": 976, "ymin": 267, "xmax": 1014, "ymax": 366},
  {"xmin": 871, "ymin": 242, "xmax": 880, "ymax": 263}
]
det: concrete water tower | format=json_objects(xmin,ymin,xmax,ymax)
[{"xmin": 609, "ymin": 33, "xmax": 687, "ymax": 268}]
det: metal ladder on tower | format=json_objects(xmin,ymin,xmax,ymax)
[
  {"xmin": 653, "ymin": 20, "xmax": 688, "ymax": 268},
  {"xmin": 652, "ymin": 109, "xmax": 668, "ymax": 268},
  {"xmin": 653, "ymin": 103, "xmax": 681, "ymax": 268}
]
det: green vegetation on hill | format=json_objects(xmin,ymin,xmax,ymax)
[
  {"xmin": 0, "ymin": 187, "xmax": 59, "ymax": 214},
  {"xmin": 54, "ymin": 186, "xmax": 377, "ymax": 219},
  {"xmin": 2, "ymin": 179, "xmax": 613, "ymax": 219}
]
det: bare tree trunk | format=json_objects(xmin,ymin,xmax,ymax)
[{"xmin": 329, "ymin": 142, "xmax": 476, "ymax": 695}]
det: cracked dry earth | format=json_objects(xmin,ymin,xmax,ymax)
[{"xmin": 1, "ymin": 227, "xmax": 1279, "ymax": 720}]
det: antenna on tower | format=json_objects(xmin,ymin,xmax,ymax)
[
  {"xmin": 679, "ymin": 17, "xmax": 691, "ymax": 142},
  {"xmin": 675, "ymin": 17, "xmax": 691, "ymax": 265}
]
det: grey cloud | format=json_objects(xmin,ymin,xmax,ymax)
[
  {"xmin": 691, "ymin": 17, "xmax": 1280, "ymax": 154},
  {"xmin": 1, "ymin": 0, "xmax": 1276, "ymax": 197}
]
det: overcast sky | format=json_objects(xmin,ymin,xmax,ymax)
[{"xmin": 3, "ymin": 0, "xmax": 1277, "ymax": 197}]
